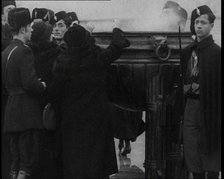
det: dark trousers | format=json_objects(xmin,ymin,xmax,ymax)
[
  {"xmin": 9, "ymin": 130, "xmax": 41, "ymax": 174},
  {"xmin": 183, "ymin": 99, "xmax": 221, "ymax": 175}
]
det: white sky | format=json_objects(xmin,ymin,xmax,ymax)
[
  {"xmin": 16, "ymin": 0, "xmax": 221, "ymax": 20},
  {"xmin": 16, "ymin": 0, "xmax": 221, "ymax": 45}
]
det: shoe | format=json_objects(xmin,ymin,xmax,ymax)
[
  {"xmin": 207, "ymin": 171, "xmax": 219, "ymax": 179},
  {"xmin": 17, "ymin": 170, "xmax": 30, "ymax": 179},
  {"xmin": 192, "ymin": 172, "xmax": 205, "ymax": 179},
  {"xmin": 10, "ymin": 171, "xmax": 17, "ymax": 179},
  {"xmin": 121, "ymin": 142, "xmax": 131, "ymax": 156},
  {"xmin": 118, "ymin": 140, "xmax": 124, "ymax": 151}
]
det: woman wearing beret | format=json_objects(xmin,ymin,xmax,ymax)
[
  {"xmin": 182, "ymin": 5, "xmax": 221, "ymax": 179},
  {"xmin": 48, "ymin": 24, "xmax": 130, "ymax": 179}
]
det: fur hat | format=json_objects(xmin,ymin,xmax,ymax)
[
  {"xmin": 2, "ymin": 0, "xmax": 16, "ymax": 9},
  {"xmin": 8, "ymin": 7, "xmax": 32, "ymax": 32},
  {"xmin": 67, "ymin": 12, "xmax": 79, "ymax": 23},
  {"xmin": 32, "ymin": 8, "xmax": 55, "ymax": 25},
  {"xmin": 64, "ymin": 24, "xmax": 90, "ymax": 48},
  {"xmin": 190, "ymin": 5, "xmax": 216, "ymax": 35},
  {"xmin": 31, "ymin": 21, "xmax": 53, "ymax": 43}
]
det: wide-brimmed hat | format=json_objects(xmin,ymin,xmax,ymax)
[{"xmin": 8, "ymin": 7, "xmax": 32, "ymax": 32}]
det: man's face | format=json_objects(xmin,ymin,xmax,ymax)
[
  {"xmin": 24, "ymin": 24, "xmax": 33, "ymax": 42},
  {"xmin": 2, "ymin": 5, "xmax": 15, "ymax": 23},
  {"xmin": 52, "ymin": 20, "xmax": 68, "ymax": 40},
  {"xmin": 194, "ymin": 14, "xmax": 213, "ymax": 40}
]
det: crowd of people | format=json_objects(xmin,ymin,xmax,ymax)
[{"xmin": 1, "ymin": 0, "xmax": 221, "ymax": 179}]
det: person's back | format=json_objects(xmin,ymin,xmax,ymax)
[
  {"xmin": 48, "ymin": 24, "xmax": 130, "ymax": 179},
  {"xmin": 1, "ymin": 7, "xmax": 46, "ymax": 179}
]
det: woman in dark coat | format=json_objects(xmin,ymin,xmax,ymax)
[
  {"xmin": 113, "ymin": 107, "xmax": 145, "ymax": 156},
  {"xmin": 48, "ymin": 24, "xmax": 130, "ymax": 179},
  {"xmin": 29, "ymin": 21, "xmax": 62, "ymax": 179}
]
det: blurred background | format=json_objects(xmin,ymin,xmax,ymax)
[{"xmin": 16, "ymin": 0, "xmax": 221, "ymax": 46}]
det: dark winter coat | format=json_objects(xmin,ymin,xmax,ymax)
[
  {"xmin": 29, "ymin": 41, "xmax": 62, "ymax": 108},
  {"xmin": 30, "ymin": 41, "xmax": 61, "ymax": 85},
  {"xmin": 48, "ymin": 28, "xmax": 130, "ymax": 178},
  {"xmin": 1, "ymin": 39, "xmax": 45, "ymax": 132},
  {"xmin": 181, "ymin": 35, "xmax": 221, "ymax": 154},
  {"xmin": 1, "ymin": 23, "xmax": 13, "ymax": 52},
  {"xmin": 113, "ymin": 106, "xmax": 145, "ymax": 141}
]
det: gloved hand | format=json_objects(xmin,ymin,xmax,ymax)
[{"xmin": 111, "ymin": 28, "xmax": 130, "ymax": 49}]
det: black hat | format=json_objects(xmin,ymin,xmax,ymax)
[
  {"xmin": 64, "ymin": 24, "xmax": 90, "ymax": 48},
  {"xmin": 67, "ymin": 12, "xmax": 79, "ymax": 22},
  {"xmin": 8, "ymin": 7, "xmax": 32, "ymax": 32},
  {"xmin": 2, "ymin": 0, "xmax": 16, "ymax": 9},
  {"xmin": 32, "ymin": 8, "xmax": 55, "ymax": 25},
  {"xmin": 54, "ymin": 11, "xmax": 73, "ymax": 27},
  {"xmin": 54, "ymin": 11, "xmax": 67, "ymax": 22},
  {"xmin": 190, "ymin": 5, "xmax": 216, "ymax": 35},
  {"xmin": 31, "ymin": 21, "xmax": 53, "ymax": 43}
]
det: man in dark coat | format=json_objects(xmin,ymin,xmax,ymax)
[
  {"xmin": 1, "ymin": 1, "xmax": 16, "ymax": 179},
  {"xmin": 1, "ymin": 8, "xmax": 46, "ymax": 179},
  {"xmin": 181, "ymin": 5, "xmax": 221, "ymax": 179},
  {"xmin": 48, "ymin": 24, "xmax": 130, "ymax": 179},
  {"xmin": 52, "ymin": 11, "xmax": 72, "ymax": 50}
]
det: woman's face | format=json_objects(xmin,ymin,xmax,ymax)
[{"xmin": 52, "ymin": 19, "xmax": 68, "ymax": 40}]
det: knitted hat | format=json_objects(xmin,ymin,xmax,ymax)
[
  {"xmin": 32, "ymin": 8, "xmax": 55, "ymax": 25},
  {"xmin": 8, "ymin": 7, "xmax": 32, "ymax": 32},
  {"xmin": 31, "ymin": 21, "xmax": 53, "ymax": 42},
  {"xmin": 190, "ymin": 5, "xmax": 216, "ymax": 35},
  {"xmin": 64, "ymin": 24, "xmax": 90, "ymax": 48},
  {"xmin": 2, "ymin": 0, "xmax": 16, "ymax": 9}
]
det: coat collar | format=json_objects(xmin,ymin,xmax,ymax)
[
  {"xmin": 12, "ymin": 39, "xmax": 25, "ymax": 45},
  {"xmin": 187, "ymin": 35, "xmax": 214, "ymax": 51},
  {"xmin": 196, "ymin": 35, "xmax": 214, "ymax": 49},
  {"xmin": 12, "ymin": 39, "xmax": 30, "ymax": 48}
]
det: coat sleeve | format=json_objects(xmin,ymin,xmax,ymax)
[
  {"xmin": 98, "ymin": 28, "xmax": 130, "ymax": 65},
  {"xmin": 18, "ymin": 47, "xmax": 45, "ymax": 96},
  {"xmin": 46, "ymin": 57, "xmax": 67, "ymax": 103}
]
